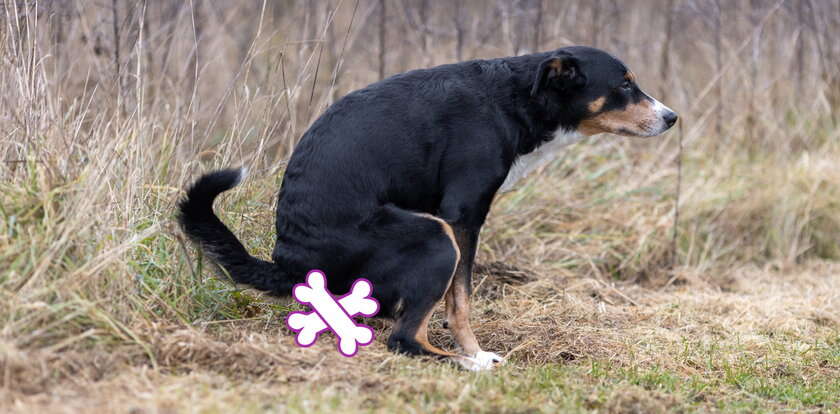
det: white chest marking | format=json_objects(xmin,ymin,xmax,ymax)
[{"xmin": 499, "ymin": 129, "xmax": 585, "ymax": 192}]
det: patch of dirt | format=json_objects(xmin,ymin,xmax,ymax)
[
  {"xmin": 151, "ymin": 327, "xmax": 389, "ymax": 384},
  {"xmin": 0, "ymin": 341, "xmax": 126, "ymax": 395},
  {"xmin": 155, "ymin": 329, "xmax": 286, "ymax": 377}
]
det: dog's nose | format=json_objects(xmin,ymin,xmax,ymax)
[{"xmin": 664, "ymin": 111, "xmax": 678, "ymax": 128}]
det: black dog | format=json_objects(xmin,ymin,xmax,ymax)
[{"xmin": 179, "ymin": 46, "xmax": 677, "ymax": 370}]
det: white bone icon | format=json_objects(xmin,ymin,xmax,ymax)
[{"xmin": 286, "ymin": 270, "xmax": 379, "ymax": 356}]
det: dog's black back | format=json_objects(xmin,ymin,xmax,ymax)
[{"xmin": 273, "ymin": 54, "xmax": 551, "ymax": 288}]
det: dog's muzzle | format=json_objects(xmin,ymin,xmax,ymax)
[{"xmin": 649, "ymin": 98, "xmax": 678, "ymax": 135}]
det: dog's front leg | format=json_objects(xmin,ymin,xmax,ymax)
[
  {"xmin": 444, "ymin": 228, "xmax": 480, "ymax": 353},
  {"xmin": 437, "ymin": 149, "xmax": 509, "ymax": 370},
  {"xmin": 442, "ymin": 224, "xmax": 504, "ymax": 370}
]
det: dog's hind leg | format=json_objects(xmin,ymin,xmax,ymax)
[
  {"xmin": 380, "ymin": 212, "xmax": 461, "ymax": 359},
  {"xmin": 388, "ymin": 299, "xmax": 457, "ymax": 359},
  {"xmin": 398, "ymin": 285, "xmax": 502, "ymax": 371},
  {"xmin": 361, "ymin": 207, "xmax": 498, "ymax": 369}
]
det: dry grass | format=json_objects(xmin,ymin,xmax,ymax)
[
  {"xmin": 2, "ymin": 256, "xmax": 838, "ymax": 412},
  {"xmin": 2, "ymin": 1, "xmax": 840, "ymax": 412}
]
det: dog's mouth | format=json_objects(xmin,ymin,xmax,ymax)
[{"xmin": 579, "ymin": 97, "xmax": 678, "ymax": 138}]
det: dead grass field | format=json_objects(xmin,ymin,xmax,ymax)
[
  {"xmin": 2, "ymin": 257, "xmax": 839, "ymax": 413},
  {"xmin": 3, "ymin": 161, "xmax": 838, "ymax": 413},
  {"xmin": 2, "ymin": 1, "xmax": 840, "ymax": 413}
]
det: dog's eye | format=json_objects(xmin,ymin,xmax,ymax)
[{"xmin": 620, "ymin": 80, "xmax": 633, "ymax": 91}]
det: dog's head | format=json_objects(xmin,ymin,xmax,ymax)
[{"xmin": 530, "ymin": 46, "xmax": 677, "ymax": 137}]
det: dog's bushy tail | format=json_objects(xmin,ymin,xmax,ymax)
[{"xmin": 177, "ymin": 168, "xmax": 294, "ymax": 295}]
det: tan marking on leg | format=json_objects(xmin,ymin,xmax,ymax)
[
  {"xmin": 445, "ymin": 276, "xmax": 481, "ymax": 355},
  {"xmin": 412, "ymin": 213, "xmax": 460, "ymax": 265},
  {"xmin": 444, "ymin": 230, "xmax": 482, "ymax": 355},
  {"xmin": 412, "ymin": 212, "xmax": 461, "ymax": 303},
  {"xmin": 413, "ymin": 305, "xmax": 458, "ymax": 357},
  {"xmin": 408, "ymin": 212, "xmax": 463, "ymax": 358}
]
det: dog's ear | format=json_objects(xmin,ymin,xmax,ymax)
[{"xmin": 530, "ymin": 54, "xmax": 586, "ymax": 97}]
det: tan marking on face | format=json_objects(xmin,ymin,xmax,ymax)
[
  {"xmin": 548, "ymin": 58, "xmax": 563, "ymax": 69},
  {"xmin": 579, "ymin": 99, "xmax": 657, "ymax": 136},
  {"xmin": 624, "ymin": 71, "xmax": 637, "ymax": 82},
  {"xmin": 588, "ymin": 96, "xmax": 606, "ymax": 113}
]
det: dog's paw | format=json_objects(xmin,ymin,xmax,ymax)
[{"xmin": 458, "ymin": 351, "xmax": 505, "ymax": 371}]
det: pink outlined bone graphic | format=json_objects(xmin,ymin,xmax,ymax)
[{"xmin": 286, "ymin": 270, "xmax": 379, "ymax": 357}]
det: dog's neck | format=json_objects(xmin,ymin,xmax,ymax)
[
  {"xmin": 498, "ymin": 128, "xmax": 586, "ymax": 192},
  {"xmin": 488, "ymin": 54, "xmax": 586, "ymax": 192},
  {"xmin": 459, "ymin": 53, "xmax": 587, "ymax": 193}
]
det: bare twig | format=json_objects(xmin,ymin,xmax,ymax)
[
  {"xmin": 670, "ymin": 118, "xmax": 684, "ymax": 271},
  {"xmin": 111, "ymin": 0, "xmax": 124, "ymax": 117},
  {"xmin": 378, "ymin": 0, "xmax": 386, "ymax": 80}
]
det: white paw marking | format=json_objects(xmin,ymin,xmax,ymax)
[{"xmin": 458, "ymin": 351, "xmax": 505, "ymax": 371}]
